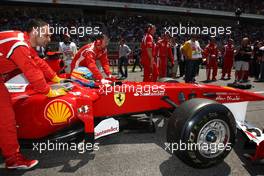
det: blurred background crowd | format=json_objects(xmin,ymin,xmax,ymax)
[{"xmin": 0, "ymin": 0, "xmax": 263, "ymax": 83}]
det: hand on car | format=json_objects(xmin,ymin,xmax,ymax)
[
  {"xmin": 51, "ymin": 75, "xmax": 65, "ymax": 83},
  {"xmin": 46, "ymin": 88, "xmax": 67, "ymax": 98},
  {"xmin": 107, "ymin": 74, "xmax": 117, "ymax": 81},
  {"xmin": 101, "ymin": 78, "xmax": 112, "ymax": 85}
]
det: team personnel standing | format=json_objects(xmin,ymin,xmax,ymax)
[
  {"xmin": 258, "ymin": 45, "xmax": 264, "ymax": 82},
  {"xmin": 132, "ymin": 46, "xmax": 142, "ymax": 72},
  {"xmin": 234, "ymin": 37, "xmax": 252, "ymax": 83},
  {"xmin": 156, "ymin": 32, "xmax": 174, "ymax": 78},
  {"xmin": 141, "ymin": 24, "xmax": 159, "ymax": 82},
  {"xmin": 178, "ymin": 40, "xmax": 186, "ymax": 78},
  {"xmin": 203, "ymin": 37, "xmax": 219, "ymax": 82},
  {"xmin": 140, "ymin": 24, "xmax": 159, "ymax": 82},
  {"xmin": 118, "ymin": 39, "xmax": 131, "ymax": 79},
  {"xmin": 59, "ymin": 33, "xmax": 78, "ymax": 73},
  {"xmin": 0, "ymin": 19, "xmax": 66, "ymax": 170},
  {"xmin": 221, "ymin": 39, "xmax": 235, "ymax": 80},
  {"xmin": 71, "ymin": 34, "xmax": 113, "ymax": 83},
  {"xmin": 181, "ymin": 35, "xmax": 202, "ymax": 83},
  {"xmin": 171, "ymin": 37, "xmax": 181, "ymax": 78},
  {"xmin": 252, "ymin": 41, "xmax": 262, "ymax": 80}
]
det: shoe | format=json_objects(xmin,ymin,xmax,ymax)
[
  {"xmin": 117, "ymin": 76, "xmax": 124, "ymax": 80},
  {"xmin": 220, "ymin": 77, "xmax": 225, "ymax": 80},
  {"xmin": 118, "ymin": 76, "xmax": 127, "ymax": 80},
  {"xmin": 212, "ymin": 78, "xmax": 217, "ymax": 81},
  {"xmin": 5, "ymin": 153, "xmax": 39, "ymax": 170}
]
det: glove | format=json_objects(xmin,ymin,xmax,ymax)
[
  {"xmin": 51, "ymin": 75, "xmax": 64, "ymax": 83},
  {"xmin": 46, "ymin": 88, "xmax": 67, "ymax": 98},
  {"xmin": 101, "ymin": 78, "xmax": 112, "ymax": 84}
]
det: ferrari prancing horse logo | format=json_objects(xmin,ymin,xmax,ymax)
[{"xmin": 114, "ymin": 92, "xmax": 126, "ymax": 107}]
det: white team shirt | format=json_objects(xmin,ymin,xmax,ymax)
[{"xmin": 59, "ymin": 41, "xmax": 77, "ymax": 61}]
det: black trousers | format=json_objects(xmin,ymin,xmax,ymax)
[
  {"xmin": 118, "ymin": 56, "xmax": 128, "ymax": 77},
  {"xmin": 178, "ymin": 60, "xmax": 185, "ymax": 77},
  {"xmin": 260, "ymin": 61, "xmax": 264, "ymax": 81},
  {"xmin": 185, "ymin": 60, "xmax": 198, "ymax": 83},
  {"xmin": 132, "ymin": 56, "xmax": 142, "ymax": 71},
  {"xmin": 253, "ymin": 60, "xmax": 261, "ymax": 79},
  {"xmin": 195, "ymin": 59, "xmax": 202, "ymax": 76}
]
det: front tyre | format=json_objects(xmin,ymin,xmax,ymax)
[{"xmin": 167, "ymin": 98, "xmax": 236, "ymax": 168}]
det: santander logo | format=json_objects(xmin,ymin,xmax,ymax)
[{"xmin": 94, "ymin": 118, "xmax": 119, "ymax": 139}]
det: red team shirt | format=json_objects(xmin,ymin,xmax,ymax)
[
  {"xmin": 203, "ymin": 43, "xmax": 219, "ymax": 59},
  {"xmin": 71, "ymin": 42, "xmax": 111, "ymax": 80},
  {"xmin": 141, "ymin": 33, "xmax": 155, "ymax": 65},
  {"xmin": 224, "ymin": 44, "xmax": 234, "ymax": 59},
  {"xmin": 0, "ymin": 31, "xmax": 56, "ymax": 94},
  {"xmin": 156, "ymin": 39, "xmax": 174, "ymax": 64}
]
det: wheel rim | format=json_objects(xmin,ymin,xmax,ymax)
[{"xmin": 197, "ymin": 118, "xmax": 230, "ymax": 158}]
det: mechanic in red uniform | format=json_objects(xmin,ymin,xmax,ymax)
[
  {"xmin": 221, "ymin": 39, "xmax": 235, "ymax": 80},
  {"xmin": 71, "ymin": 34, "xmax": 113, "ymax": 83},
  {"xmin": 156, "ymin": 32, "xmax": 174, "ymax": 78},
  {"xmin": 0, "ymin": 19, "xmax": 66, "ymax": 170},
  {"xmin": 140, "ymin": 24, "xmax": 159, "ymax": 82},
  {"xmin": 203, "ymin": 37, "xmax": 219, "ymax": 81}
]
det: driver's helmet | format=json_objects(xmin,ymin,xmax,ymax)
[{"xmin": 71, "ymin": 67, "xmax": 95, "ymax": 87}]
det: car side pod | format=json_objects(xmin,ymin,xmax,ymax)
[
  {"xmin": 167, "ymin": 98, "xmax": 237, "ymax": 169},
  {"xmin": 76, "ymin": 98, "xmax": 96, "ymax": 143}
]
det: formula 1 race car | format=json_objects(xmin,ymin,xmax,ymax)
[{"xmin": 5, "ymin": 73, "xmax": 264, "ymax": 169}]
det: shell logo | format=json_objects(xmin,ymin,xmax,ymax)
[{"xmin": 44, "ymin": 99, "xmax": 74, "ymax": 125}]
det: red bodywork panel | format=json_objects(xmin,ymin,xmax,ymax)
[
  {"xmin": 11, "ymin": 83, "xmax": 98, "ymax": 139},
  {"xmin": 10, "ymin": 81, "xmax": 264, "ymax": 139},
  {"xmin": 93, "ymin": 82, "xmax": 264, "ymax": 117}
]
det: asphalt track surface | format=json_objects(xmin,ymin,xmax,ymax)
[{"xmin": 1, "ymin": 68, "xmax": 264, "ymax": 176}]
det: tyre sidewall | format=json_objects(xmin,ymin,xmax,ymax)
[{"xmin": 180, "ymin": 104, "xmax": 236, "ymax": 167}]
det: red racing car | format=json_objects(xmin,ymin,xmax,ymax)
[{"xmin": 5, "ymin": 73, "xmax": 264, "ymax": 169}]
